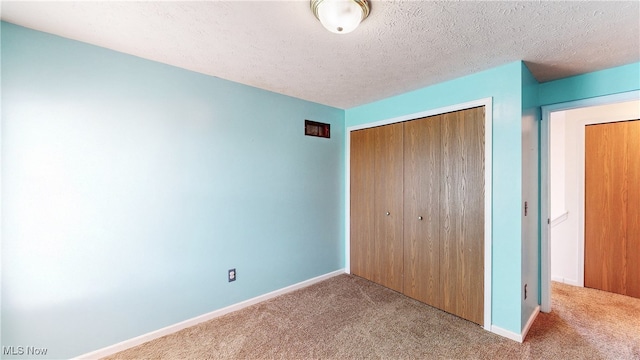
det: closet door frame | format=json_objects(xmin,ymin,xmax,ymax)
[{"xmin": 345, "ymin": 97, "xmax": 493, "ymax": 331}]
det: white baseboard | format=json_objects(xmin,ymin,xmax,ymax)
[
  {"xmin": 490, "ymin": 325, "xmax": 523, "ymax": 342},
  {"xmin": 74, "ymin": 269, "xmax": 345, "ymax": 359},
  {"xmin": 551, "ymin": 276, "xmax": 580, "ymax": 287},
  {"xmin": 521, "ymin": 305, "xmax": 540, "ymax": 342},
  {"xmin": 490, "ymin": 305, "xmax": 540, "ymax": 343}
]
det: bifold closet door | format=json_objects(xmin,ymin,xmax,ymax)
[
  {"xmin": 350, "ymin": 123, "xmax": 404, "ymax": 293},
  {"xmin": 350, "ymin": 129, "xmax": 375, "ymax": 282},
  {"xmin": 351, "ymin": 107, "xmax": 485, "ymax": 324},
  {"xmin": 629, "ymin": 120, "xmax": 640, "ymax": 298},
  {"xmin": 585, "ymin": 119, "xmax": 640, "ymax": 299},
  {"xmin": 440, "ymin": 107, "xmax": 485, "ymax": 325},
  {"xmin": 373, "ymin": 123, "xmax": 404, "ymax": 292},
  {"xmin": 403, "ymin": 115, "xmax": 441, "ymax": 307}
]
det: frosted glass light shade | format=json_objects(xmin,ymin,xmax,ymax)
[{"xmin": 311, "ymin": 0, "xmax": 370, "ymax": 34}]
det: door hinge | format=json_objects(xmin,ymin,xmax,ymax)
[{"xmin": 524, "ymin": 201, "xmax": 528, "ymax": 216}]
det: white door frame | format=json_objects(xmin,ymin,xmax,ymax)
[
  {"xmin": 540, "ymin": 90, "xmax": 640, "ymax": 313},
  {"xmin": 344, "ymin": 97, "xmax": 493, "ymax": 331}
]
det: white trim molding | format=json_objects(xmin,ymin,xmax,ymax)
[
  {"xmin": 540, "ymin": 90, "xmax": 640, "ymax": 313},
  {"xmin": 345, "ymin": 97, "xmax": 493, "ymax": 332},
  {"xmin": 490, "ymin": 325, "xmax": 523, "ymax": 343},
  {"xmin": 74, "ymin": 269, "xmax": 345, "ymax": 360},
  {"xmin": 521, "ymin": 306, "xmax": 540, "ymax": 342},
  {"xmin": 491, "ymin": 306, "xmax": 539, "ymax": 343},
  {"xmin": 551, "ymin": 276, "xmax": 580, "ymax": 287}
]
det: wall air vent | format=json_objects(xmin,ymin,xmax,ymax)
[{"xmin": 305, "ymin": 120, "xmax": 330, "ymax": 138}]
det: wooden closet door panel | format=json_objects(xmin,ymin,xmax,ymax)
[
  {"xmin": 625, "ymin": 120, "xmax": 640, "ymax": 298},
  {"xmin": 374, "ymin": 123, "xmax": 404, "ymax": 292},
  {"xmin": 440, "ymin": 107, "xmax": 484, "ymax": 325},
  {"xmin": 403, "ymin": 115, "xmax": 441, "ymax": 307},
  {"xmin": 350, "ymin": 129, "xmax": 376, "ymax": 282},
  {"xmin": 585, "ymin": 122, "xmax": 628, "ymax": 295}
]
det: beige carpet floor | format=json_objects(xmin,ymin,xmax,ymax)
[{"xmin": 104, "ymin": 274, "xmax": 640, "ymax": 359}]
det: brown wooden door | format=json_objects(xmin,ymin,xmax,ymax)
[
  {"xmin": 627, "ymin": 120, "xmax": 640, "ymax": 298},
  {"xmin": 403, "ymin": 115, "xmax": 441, "ymax": 307},
  {"xmin": 585, "ymin": 120, "xmax": 640, "ymax": 298},
  {"xmin": 440, "ymin": 107, "xmax": 485, "ymax": 325},
  {"xmin": 350, "ymin": 123, "xmax": 404, "ymax": 292},
  {"xmin": 374, "ymin": 123, "xmax": 404, "ymax": 292},
  {"xmin": 350, "ymin": 129, "xmax": 376, "ymax": 282}
]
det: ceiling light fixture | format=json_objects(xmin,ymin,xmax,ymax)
[{"xmin": 311, "ymin": 0, "xmax": 370, "ymax": 34}]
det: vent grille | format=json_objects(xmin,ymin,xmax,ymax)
[{"xmin": 305, "ymin": 120, "xmax": 330, "ymax": 138}]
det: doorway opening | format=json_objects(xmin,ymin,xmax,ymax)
[{"xmin": 540, "ymin": 91, "xmax": 640, "ymax": 312}]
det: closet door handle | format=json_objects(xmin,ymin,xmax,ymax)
[
  {"xmin": 385, "ymin": 212, "xmax": 391, "ymax": 216},
  {"xmin": 418, "ymin": 216, "xmax": 423, "ymax": 220}
]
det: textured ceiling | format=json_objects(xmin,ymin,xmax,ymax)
[{"xmin": 1, "ymin": 1, "xmax": 639, "ymax": 109}]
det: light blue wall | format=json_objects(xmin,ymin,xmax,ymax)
[
  {"xmin": 1, "ymin": 22, "xmax": 344, "ymax": 359},
  {"xmin": 539, "ymin": 62, "xmax": 640, "ymax": 106},
  {"xmin": 520, "ymin": 63, "xmax": 540, "ymax": 328},
  {"xmin": 346, "ymin": 62, "xmax": 524, "ymax": 334}
]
